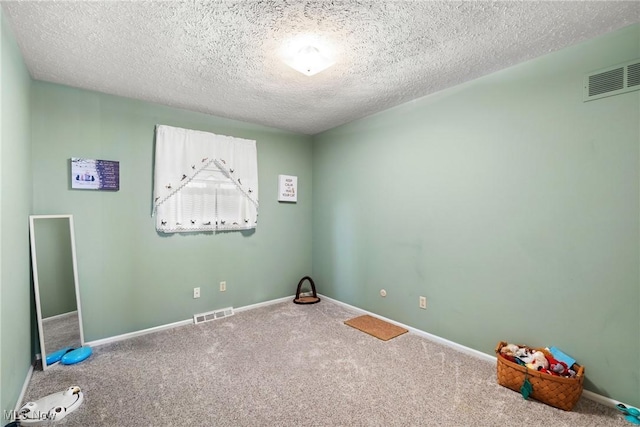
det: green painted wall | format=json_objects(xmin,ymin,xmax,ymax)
[
  {"xmin": 31, "ymin": 82, "xmax": 313, "ymax": 342},
  {"xmin": 32, "ymin": 217, "xmax": 77, "ymax": 318},
  {"xmin": 313, "ymin": 24, "xmax": 640, "ymax": 406},
  {"xmin": 1, "ymin": 9, "xmax": 33, "ymax": 417}
]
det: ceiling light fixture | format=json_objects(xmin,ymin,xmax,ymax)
[{"xmin": 284, "ymin": 45, "xmax": 335, "ymax": 77}]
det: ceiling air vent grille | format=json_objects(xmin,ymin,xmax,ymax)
[
  {"xmin": 193, "ymin": 307, "xmax": 234, "ymax": 324},
  {"xmin": 584, "ymin": 59, "xmax": 640, "ymax": 101}
]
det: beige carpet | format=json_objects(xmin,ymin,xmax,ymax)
[{"xmin": 21, "ymin": 300, "xmax": 629, "ymax": 426}]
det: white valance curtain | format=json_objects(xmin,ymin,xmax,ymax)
[{"xmin": 153, "ymin": 125, "xmax": 258, "ymax": 233}]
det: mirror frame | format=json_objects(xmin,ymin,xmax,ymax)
[{"xmin": 29, "ymin": 214, "xmax": 85, "ymax": 370}]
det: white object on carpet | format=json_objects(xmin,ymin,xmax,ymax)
[{"xmin": 17, "ymin": 386, "xmax": 84, "ymax": 425}]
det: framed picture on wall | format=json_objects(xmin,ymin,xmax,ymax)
[
  {"xmin": 71, "ymin": 158, "xmax": 120, "ymax": 191},
  {"xmin": 278, "ymin": 175, "xmax": 297, "ymax": 202}
]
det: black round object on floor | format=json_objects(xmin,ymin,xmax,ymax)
[{"xmin": 293, "ymin": 276, "xmax": 321, "ymax": 304}]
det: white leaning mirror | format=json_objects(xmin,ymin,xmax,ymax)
[{"xmin": 29, "ymin": 214, "xmax": 84, "ymax": 370}]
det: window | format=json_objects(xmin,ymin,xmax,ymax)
[{"xmin": 152, "ymin": 125, "xmax": 258, "ymax": 233}]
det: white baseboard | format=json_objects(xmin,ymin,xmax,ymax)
[
  {"xmin": 234, "ymin": 295, "xmax": 293, "ymax": 313},
  {"xmin": 582, "ymin": 389, "xmax": 629, "ymax": 408},
  {"xmin": 13, "ymin": 364, "xmax": 34, "ymax": 416},
  {"xmin": 43, "ymin": 310, "xmax": 77, "ymax": 323},
  {"xmin": 85, "ymin": 295, "xmax": 294, "ymax": 348},
  {"xmin": 85, "ymin": 318, "xmax": 194, "ymax": 348},
  {"xmin": 320, "ymin": 294, "xmax": 631, "ymax": 410}
]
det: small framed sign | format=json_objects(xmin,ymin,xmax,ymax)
[
  {"xmin": 278, "ymin": 175, "xmax": 297, "ymax": 202},
  {"xmin": 71, "ymin": 158, "xmax": 120, "ymax": 191}
]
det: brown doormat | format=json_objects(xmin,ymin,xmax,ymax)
[{"xmin": 344, "ymin": 315, "xmax": 408, "ymax": 341}]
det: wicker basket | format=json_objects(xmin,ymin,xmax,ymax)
[{"xmin": 495, "ymin": 341, "xmax": 584, "ymax": 411}]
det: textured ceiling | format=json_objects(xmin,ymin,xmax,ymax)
[{"xmin": 3, "ymin": 1, "xmax": 639, "ymax": 135}]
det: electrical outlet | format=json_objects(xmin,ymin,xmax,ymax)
[
  {"xmin": 193, "ymin": 287, "xmax": 200, "ymax": 299},
  {"xmin": 220, "ymin": 281, "xmax": 226, "ymax": 292},
  {"xmin": 419, "ymin": 296, "xmax": 427, "ymax": 309}
]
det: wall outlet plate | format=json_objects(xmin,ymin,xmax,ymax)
[
  {"xmin": 419, "ymin": 296, "xmax": 427, "ymax": 309},
  {"xmin": 220, "ymin": 281, "xmax": 226, "ymax": 292},
  {"xmin": 193, "ymin": 287, "xmax": 200, "ymax": 298}
]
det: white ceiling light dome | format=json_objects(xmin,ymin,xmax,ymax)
[
  {"xmin": 284, "ymin": 45, "xmax": 335, "ymax": 76},
  {"xmin": 281, "ymin": 35, "xmax": 336, "ymax": 77}
]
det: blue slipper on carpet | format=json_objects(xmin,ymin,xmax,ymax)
[
  {"xmin": 46, "ymin": 346, "xmax": 75, "ymax": 366},
  {"xmin": 617, "ymin": 404, "xmax": 640, "ymax": 425},
  {"xmin": 618, "ymin": 404, "xmax": 640, "ymax": 416},
  {"xmin": 61, "ymin": 346, "xmax": 92, "ymax": 365},
  {"xmin": 625, "ymin": 415, "xmax": 640, "ymax": 425}
]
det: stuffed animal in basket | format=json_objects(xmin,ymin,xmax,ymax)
[
  {"xmin": 500, "ymin": 344, "xmax": 520, "ymax": 357},
  {"xmin": 514, "ymin": 347, "xmax": 549, "ymax": 371},
  {"xmin": 549, "ymin": 356, "xmax": 569, "ymax": 375},
  {"xmin": 499, "ymin": 343, "xmax": 521, "ymax": 363},
  {"xmin": 539, "ymin": 356, "xmax": 577, "ymax": 378}
]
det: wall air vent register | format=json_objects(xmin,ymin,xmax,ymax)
[
  {"xmin": 193, "ymin": 307, "xmax": 234, "ymax": 324},
  {"xmin": 584, "ymin": 59, "xmax": 640, "ymax": 101}
]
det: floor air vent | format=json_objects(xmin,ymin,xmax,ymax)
[
  {"xmin": 193, "ymin": 307, "xmax": 234, "ymax": 324},
  {"xmin": 584, "ymin": 59, "xmax": 640, "ymax": 101}
]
